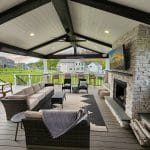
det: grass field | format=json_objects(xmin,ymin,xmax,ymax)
[
  {"xmin": 0, "ymin": 68, "xmax": 43, "ymax": 84},
  {"xmin": 0, "ymin": 68, "xmax": 104, "ymax": 86}
]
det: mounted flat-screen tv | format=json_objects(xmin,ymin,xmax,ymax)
[{"xmin": 109, "ymin": 45, "xmax": 127, "ymax": 70}]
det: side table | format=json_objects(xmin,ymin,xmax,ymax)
[{"xmin": 11, "ymin": 111, "xmax": 26, "ymax": 141}]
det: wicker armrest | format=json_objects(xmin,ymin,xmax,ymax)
[{"xmin": 1, "ymin": 99, "xmax": 28, "ymax": 120}]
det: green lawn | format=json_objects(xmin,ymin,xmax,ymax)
[
  {"xmin": 0, "ymin": 68, "xmax": 43, "ymax": 84},
  {"xmin": 0, "ymin": 68, "xmax": 104, "ymax": 86}
]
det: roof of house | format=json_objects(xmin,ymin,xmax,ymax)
[{"xmin": 0, "ymin": 0, "xmax": 149, "ymax": 59}]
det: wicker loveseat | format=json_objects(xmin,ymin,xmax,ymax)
[
  {"xmin": 1, "ymin": 82, "xmax": 54, "ymax": 120},
  {"xmin": 22, "ymin": 111, "xmax": 90, "ymax": 150}
]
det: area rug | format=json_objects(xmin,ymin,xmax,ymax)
[{"xmin": 52, "ymin": 93, "xmax": 107, "ymax": 132}]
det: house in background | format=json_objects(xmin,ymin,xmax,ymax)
[
  {"xmin": 0, "ymin": 56, "xmax": 15, "ymax": 68},
  {"xmin": 57, "ymin": 59, "xmax": 86, "ymax": 73},
  {"xmin": 87, "ymin": 62, "xmax": 103, "ymax": 74}
]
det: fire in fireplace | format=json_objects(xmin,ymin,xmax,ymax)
[{"xmin": 113, "ymin": 79, "xmax": 127, "ymax": 109}]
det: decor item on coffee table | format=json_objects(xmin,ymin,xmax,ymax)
[
  {"xmin": 62, "ymin": 78, "xmax": 71, "ymax": 93},
  {"xmin": 22, "ymin": 110, "xmax": 90, "ymax": 149},
  {"xmin": 51, "ymin": 92, "xmax": 66, "ymax": 109}
]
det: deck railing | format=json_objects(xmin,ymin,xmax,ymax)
[
  {"xmin": 14, "ymin": 74, "xmax": 43, "ymax": 86},
  {"xmin": 14, "ymin": 73, "xmax": 105, "ymax": 86}
]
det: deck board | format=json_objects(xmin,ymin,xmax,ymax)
[{"xmin": 0, "ymin": 86, "xmax": 149, "ymax": 150}]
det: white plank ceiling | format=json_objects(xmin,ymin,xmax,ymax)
[
  {"xmin": 0, "ymin": 0, "xmax": 26, "ymax": 13},
  {"xmin": 55, "ymin": 47, "xmax": 74, "ymax": 55},
  {"xmin": 0, "ymin": 2, "xmax": 65, "ymax": 49},
  {"xmin": 108, "ymin": 0, "xmax": 150, "ymax": 13},
  {"xmin": 34, "ymin": 42, "xmax": 71, "ymax": 55},
  {"xmin": 69, "ymin": 1, "xmax": 140, "ymax": 44},
  {"xmin": 78, "ymin": 41, "xmax": 111, "ymax": 54},
  {"xmin": 0, "ymin": 0, "xmax": 149, "ymax": 57}
]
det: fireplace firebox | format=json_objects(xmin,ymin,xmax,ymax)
[{"xmin": 113, "ymin": 79, "xmax": 127, "ymax": 109}]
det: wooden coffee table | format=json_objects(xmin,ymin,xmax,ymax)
[{"xmin": 51, "ymin": 92, "xmax": 66, "ymax": 109}]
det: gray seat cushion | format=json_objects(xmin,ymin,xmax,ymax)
[
  {"xmin": 27, "ymin": 93, "xmax": 45, "ymax": 109},
  {"xmin": 38, "ymin": 87, "xmax": 53, "ymax": 96},
  {"xmin": 27, "ymin": 97, "xmax": 40, "ymax": 110},
  {"xmin": 39, "ymin": 82, "xmax": 45, "ymax": 89},
  {"xmin": 24, "ymin": 87, "xmax": 35, "ymax": 96},
  {"xmin": 32, "ymin": 84, "xmax": 41, "ymax": 92},
  {"xmin": 29, "ymin": 93, "xmax": 45, "ymax": 102},
  {"xmin": 14, "ymin": 90, "xmax": 25, "ymax": 95}
]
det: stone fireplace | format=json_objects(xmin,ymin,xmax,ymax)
[
  {"xmin": 113, "ymin": 79, "xmax": 127, "ymax": 110},
  {"xmin": 107, "ymin": 24, "xmax": 150, "ymax": 119}
]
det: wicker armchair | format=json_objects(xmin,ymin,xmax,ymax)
[
  {"xmin": 78, "ymin": 79, "xmax": 88, "ymax": 93},
  {"xmin": 22, "ymin": 117, "xmax": 90, "ymax": 149},
  {"xmin": 62, "ymin": 78, "xmax": 71, "ymax": 93}
]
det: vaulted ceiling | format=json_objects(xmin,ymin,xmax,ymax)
[{"xmin": 0, "ymin": 0, "xmax": 149, "ymax": 59}]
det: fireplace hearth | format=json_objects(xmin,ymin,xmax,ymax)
[{"xmin": 113, "ymin": 79, "xmax": 127, "ymax": 109}]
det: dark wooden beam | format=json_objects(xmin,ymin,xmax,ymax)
[
  {"xmin": 46, "ymin": 53, "xmax": 108, "ymax": 59},
  {"xmin": 0, "ymin": 42, "xmax": 46, "ymax": 58},
  {"xmin": 46, "ymin": 46, "xmax": 72, "ymax": 58},
  {"xmin": 77, "ymin": 44, "xmax": 105, "ymax": 54},
  {"xmin": 27, "ymin": 34, "xmax": 67, "ymax": 52},
  {"xmin": 75, "ymin": 33, "xmax": 112, "ymax": 48},
  {"xmin": 52, "ymin": 0, "xmax": 77, "ymax": 54},
  {"xmin": 71, "ymin": 0, "xmax": 150, "ymax": 25},
  {"xmin": 0, "ymin": 0, "xmax": 51, "ymax": 25}
]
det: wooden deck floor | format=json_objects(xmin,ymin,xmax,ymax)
[{"xmin": 0, "ymin": 86, "xmax": 149, "ymax": 150}]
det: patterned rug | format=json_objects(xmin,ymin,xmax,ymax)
[{"xmin": 52, "ymin": 93, "xmax": 107, "ymax": 132}]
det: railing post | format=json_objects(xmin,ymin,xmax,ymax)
[
  {"xmin": 28, "ymin": 74, "xmax": 31, "ymax": 86},
  {"xmin": 42, "ymin": 73, "xmax": 49, "ymax": 83},
  {"xmin": 14, "ymin": 74, "xmax": 17, "ymax": 86}
]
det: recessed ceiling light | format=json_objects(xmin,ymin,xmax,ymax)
[
  {"xmin": 104, "ymin": 30, "xmax": 110, "ymax": 34},
  {"xmin": 30, "ymin": 33, "xmax": 35, "ymax": 37}
]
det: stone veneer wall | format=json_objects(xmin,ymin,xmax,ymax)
[{"xmin": 108, "ymin": 24, "xmax": 150, "ymax": 118}]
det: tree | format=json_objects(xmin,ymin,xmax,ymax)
[{"xmin": 47, "ymin": 59, "xmax": 59, "ymax": 70}]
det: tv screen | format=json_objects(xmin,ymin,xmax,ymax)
[{"xmin": 109, "ymin": 45, "xmax": 126, "ymax": 70}]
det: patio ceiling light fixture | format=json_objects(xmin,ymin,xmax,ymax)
[
  {"xmin": 30, "ymin": 33, "xmax": 35, "ymax": 37},
  {"xmin": 104, "ymin": 30, "xmax": 110, "ymax": 34}
]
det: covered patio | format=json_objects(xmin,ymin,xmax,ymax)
[
  {"xmin": 0, "ymin": 86, "xmax": 149, "ymax": 150},
  {"xmin": 0, "ymin": 0, "xmax": 150, "ymax": 150}
]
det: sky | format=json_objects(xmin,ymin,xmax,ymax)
[{"xmin": 0, "ymin": 52, "xmax": 40, "ymax": 64}]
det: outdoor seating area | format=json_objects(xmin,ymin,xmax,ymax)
[
  {"xmin": 0, "ymin": 86, "xmax": 149, "ymax": 150},
  {"xmin": 22, "ymin": 109, "xmax": 90, "ymax": 149},
  {"xmin": 0, "ymin": 0, "xmax": 150, "ymax": 150},
  {"xmin": 1, "ymin": 82, "xmax": 54, "ymax": 120}
]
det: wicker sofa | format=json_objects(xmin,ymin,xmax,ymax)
[
  {"xmin": 22, "ymin": 111, "xmax": 90, "ymax": 150},
  {"xmin": 0, "ymin": 82, "xmax": 54, "ymax": 120}
]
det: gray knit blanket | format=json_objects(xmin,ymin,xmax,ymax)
[{"xmin": 41, "ymin": 109, "xmax": 88, "ymax": 138}]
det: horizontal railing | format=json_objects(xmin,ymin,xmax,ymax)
[
  {"xmin": 13, "ymin": 73, "xmax": 105, "ymax": 86},
  {"xmin": 14, "ymin": 74, "xmax": 43, "ymax": 86}
]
